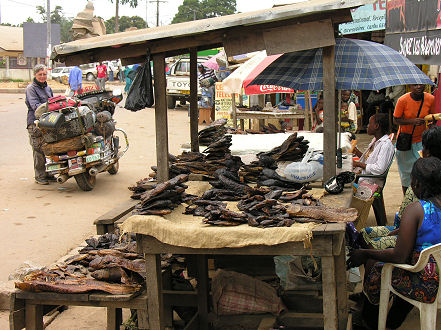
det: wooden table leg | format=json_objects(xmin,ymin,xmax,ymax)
[
  {"xmin": 25, "ymin": 303, "xmax": 43, "ymax": 330},
  {"xmin": 107, "ymin": 307, "xmax": 123, "ymax": 330},
  {"xmin": 240, "ymin": 119, "xmax": 245, "ymax": 131},
  {"xmin": 145, "ymin": 253, "xmax": 164, "ymax": 330},
  {"xmin": 335, "ymin": 241, "xmax": 348, "ymax": 330},
  {"xmin": 196, "ymin": 255, "xmax": 209, "ymax": 330},
  {"xmin": 321, "ymin": 256, "xmax": 338, "ymax": 330}
]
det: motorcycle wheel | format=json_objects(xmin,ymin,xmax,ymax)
[
  {"xmin": 74, "ymin": 172, "xmax": 96, "ymax": 191},
  {"xmin": 107, "ymin": 161, "xmax": 119, "ymax": 175}
]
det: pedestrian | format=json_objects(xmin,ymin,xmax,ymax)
[
  {"xmin": 108, "ymin": 65, "xmax": 114, "ymax": 82},
  {"xmin": 25, "ymin": 64, "xmax": 55, "ymax": 185},
  {"xmin": 341, "ymin": 90, "xmax": 358, "ymax": 133},
  {"xmin": 198, "ymin": 64, "xmax": 216, "ymax": 107},
  {"xmin": 118, "ymin": 63, "xmax": 124, "ymax": 82},
  {"xmin": 96, "ymin": 62, "xmax": 107, "ymax": 90},
  {"xmin": 394, "ymin": 84, "xmax": 436, "ymax": 195},
  {"xmin": 68, "ymin": 65, "xmax": 82, "ymax": 96}
]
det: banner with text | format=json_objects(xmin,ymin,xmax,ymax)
[
  {"xmin": 339, "ymin": 0, "xmax": 386, "ymax": 35},
  {"xmin": 385, "ymin": 0, "xmax": 441, "ymax": 64}
]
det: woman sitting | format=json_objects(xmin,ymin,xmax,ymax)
[
  {"xmin": 348, "ymin": 156, "xmax": 441, "ymax": 329},
  {"xmin": 359, "ymin": 126, "xmax": 441, "ymax": 250}
]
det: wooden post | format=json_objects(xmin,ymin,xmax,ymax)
[
  {"xmin": 304, "ymin": 90, "xmax": 311, "ymax": 131},
  {"xmin": 232, "ymin": 93, "xmax": 237, "ymax": 129},
  {"xmin": 322, "ymin": 45, "xmax": 336, "ymax": 182},
  {"xmin": 25, "ymin": 303, "xmax": 43, "ymax": 330},
  {"xmin": 189, "ymin": 48, "xmax": 199, "ymax": 152},
  {"xmin": 152, "ymin": 53, "xmax": 169, "ymax": 182},
  {"xmin": 196, "ymin": 255, "xmax": 209, "ymax": 330},
  {"xmin": 145, "ymin": 254, "xmax": 165, "ymax": 329}
]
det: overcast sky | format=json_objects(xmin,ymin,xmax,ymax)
[{"xmin": 1, "ymin": 0, "xmax": 278, "ymax": 26}]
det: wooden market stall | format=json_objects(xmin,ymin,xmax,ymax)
[{"xmin": 49, "ymin": 1, "xmax": 370, "ymax": 329}]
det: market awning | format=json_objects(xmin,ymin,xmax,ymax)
[{"xmin": 52, "ymin": 0, "xmax": 369, "ymax": 66}]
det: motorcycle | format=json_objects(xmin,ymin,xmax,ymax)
[{"xmin": 35, "ymin": 88, "xmax": 129, "ymax": 191}]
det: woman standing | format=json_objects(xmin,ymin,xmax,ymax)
[
  {"xmin": 25, "ymin": 64, "xmax": 53, "ymax": 185},
  {"xmin": 394, "ymin": 84, "xmax": 435, "ymax": 195}
]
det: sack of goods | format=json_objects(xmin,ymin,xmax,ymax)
[
  {"xmin": 200, "ymin": 77, "xmax": 215, "ymax": 88},
  {"xmin": 284, "ymin": 150, "xmax": 323, "ymax": 183},
  {"xmin": 38, "ymin": 105, "xmax": 96, "ymax": 143}
]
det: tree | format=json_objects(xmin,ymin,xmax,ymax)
[
  {"xmin": 105, "ymin": 16, "xmax": 147, "ymax": 33},
  {"xmin": 35, "ymin": 5, "xmax": 73, "ymax": 43},
  {"xmin": 108, "ymin": 0, "xmax": 139, "ymax": 33},
  {"xmin": 172, "ymin": 0, "xmax": 236, "ymax": 24}
]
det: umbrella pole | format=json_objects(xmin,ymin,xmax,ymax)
[{"xmin": 337, "ymin": 91, "xmax": 343, "ymax": 169}]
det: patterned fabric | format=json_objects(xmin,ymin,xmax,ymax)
[
  {"xmin": 361, "ymin": 226, "xmax": 397, "ymax": 250},
  {"xmin": 364, "ymin": 251, "xmax": 439, "ymax": 305},
  {"xmin": 249, "ymin": 38, "xmax": 434, "ymax": 91},
  {"xmin": 415, "ymin": 200, "xmax": 441, "ymax": 252},
  {"xmin": 397, "ymin": 187, "xmax": 419, "ymax": 221}
]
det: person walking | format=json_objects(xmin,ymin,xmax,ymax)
[
  {"xmin": 96, "ymin": 62, "xmax": 107, "ymax": 90},
  {"xmin": 68, "ymin": 66, "xmax": 82, "ymax": 95},
  {"xmin": 394, "ymin": 84, "xmax": 436, "ymax": 195},
  {"xmin": 25, "ymin": 64, "xmax": 54, "ymax": 185}
]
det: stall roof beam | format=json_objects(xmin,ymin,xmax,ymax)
[{"xmin": 52, "ymin": 0, "xmax": 369, "ymax": 66}]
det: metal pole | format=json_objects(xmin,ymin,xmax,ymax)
[
  {"xmin": 145, "ymin": 0, "xmax": 148, "ymax": 26},
  {"xmin": 46, "ymin": 0, "xmax": 51, "ymax": 78}
]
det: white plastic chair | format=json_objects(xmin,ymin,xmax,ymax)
[{"xmin": 378, "ymin": 242, "xmax": 441, "ymax": 330}]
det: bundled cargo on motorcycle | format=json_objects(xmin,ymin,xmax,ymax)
[{"xmin": 33, "ymin": 89, "xmax": 128, "ymax": 191}]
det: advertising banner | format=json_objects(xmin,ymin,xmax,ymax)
[
  {"xmin": 339, "ymin": 0, "xmax": 386, "ymax": 35},
  {"xmin": 385, "ymin": 0, "xmax": 441, "ymax": 64}
]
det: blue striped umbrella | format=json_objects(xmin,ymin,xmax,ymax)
[{"xmin": 248, "ymin": 38, "xmax": 434, "ymax": 91}]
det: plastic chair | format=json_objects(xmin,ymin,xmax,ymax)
[
  {"xmin": 378, "ymin": 243, "xmax": 441, "ymax": 330},
  {"xmin": 354, "ymin": 148, "xmax": 395, "ymax": 226}
]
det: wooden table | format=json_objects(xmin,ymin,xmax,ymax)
[
  {"xmin": 233, "ymin": 109, "xmax": 305, "ymax": 130},
  {"xmin": 136, "ymin": 222, "xmax": 348, "ymax": 330}
]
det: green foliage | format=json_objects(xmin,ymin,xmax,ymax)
[
  {"xmin": 109, "ymin": 0, "xmax": 139, "ymax": 7},
  {"xmin": 105, "ymin": 16, "xmax": 147, "ymax": 33},
  {"xmin": 34, "ymin": 5, "xmax": 73, "ymax": 43},
  {"xmin": 172, "ymin": 0, "xmax": 236, "ymax": 24}
]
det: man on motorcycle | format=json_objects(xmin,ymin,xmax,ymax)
[{"xmin": 25, "ymin": 64, "xmax": 55, "ymax": 185}]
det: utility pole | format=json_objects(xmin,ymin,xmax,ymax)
[
  {"xmin": 149, "ymin": 0, "xmax": 167, "ymax": 27},
  {"xmin": 145, "ymin": 0, "xmax": 148, "ymax": 27},
  {"xmin": 47, "ymin": 0, "xmax": 51, "ymax": 77}
]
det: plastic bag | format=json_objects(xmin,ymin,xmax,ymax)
[
  {"xmin": 284, "ymin": 149, "xmax": 323, "ymax": 183},
  {"xmin": 274, "ymin": 256, "xmax": 321, "ymax": 291},
  {"xmin": 125, "ymin": 55, "xmax": 154, "ymax": 111}
]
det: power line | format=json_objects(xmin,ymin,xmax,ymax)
[{"xmin": 3, "ymin": 0, "xmax": 37, "ymax": 7}]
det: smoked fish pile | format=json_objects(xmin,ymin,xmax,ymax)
[
  {"xmin": 133, "ymin": 174, "xmax": 194, "ymax": 215},
  {"xmin": 202, "ymin": 135, "xmax": 232, "ymax": 160},
  {"xmin": 198, "ymin": 118, "xmax": 228, "ymax": 146},
  {"xmin": 257, "ymin": 132, "xmax": 309, "ymax": 161}
]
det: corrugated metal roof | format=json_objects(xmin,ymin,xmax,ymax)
[
  {"xmin": 0, "ymin": 26, "xmax": 23, "ymax": 52},
  {"xmin": 52, "ymin": 0, "xmax": 371, "ymax": 61}
]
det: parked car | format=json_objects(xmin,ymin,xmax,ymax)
[
  {"xmin": 166, "ymin": 57, "xmax": 208, "ymax": 109},
  {"xmin": 51, "ymin": 66, "xmax": 73, "ymax": 83},
  {"xmin": 79, "ymin": 60, "xmax": 121, "ymax": 82}
]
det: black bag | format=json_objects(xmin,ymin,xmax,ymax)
[
  {"xmin": 125, "ymin": 55, "xmax": 154, "ymax": 111},
  {"xmin": 396, "ymin": 93, "xmax": 424, "ymax": 152}
]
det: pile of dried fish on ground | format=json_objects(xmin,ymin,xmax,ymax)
[
  {"xmin": 245, "ymin": 123, "xmax": 286, "ymax": 134},
  {"xmin": 202, "ymin": 135, "xmax": 232, "ymax": 160},
  {"xmin": 257, "ymin": 132, "xmax": 309, "ymax": 162},
  {"xmin": 198, "ymin": 118, "xmax": 227, "ymax": 146},
  {"xmin": 132, "ymin": 174, "xmax": 195, "ymax": 215}
]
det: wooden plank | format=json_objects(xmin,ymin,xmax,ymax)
[
  {"xmin": 153, "ymin": 53, "xmax": 170, "ymax": 183},
  {"xmin": 235, "ymin": 111, "xmax": 304, "ymax": 120},
  {"xmin": 321, "ymin": 256, "xmax": 338, "ymax": 330},
  {"xmin": 145, "ymin": 254, "xmax": 165, "ymax": 330},
  {"xmin": 223, "ymin": 30, "xmax": 266, "ymax": 58},
  {"xmin": 257, "ymin": 316, "xmax": 276, "ymax": 330},
  {"xmin": 196, "ymin": 255, "xmax": 209, "ymax": 330},
  {"xmin": 162, "ymin": 290, "xmax": 198, "ymax": 307},
  {"xmin": 88, "ymin": 291, "xmax": 142, "ymax": 302},
  {"xmin": 322, "ymin": 45, "xmax": 336, "ymax": 182},
  {"xmin": 189, "ymin": 48, "xmax": 199, "ymax": 152},
  {"xmin": 263, "ymin": 19, "xmax": 335, "ymax": 55},
  {"xmin": 335, "ymin": 239, "xmax": 348, "ymax": 330},
  {"xmin": 137, "ymin": 235, "xmax": 335, "ymax": 256},
  {"xmin": 13, "ymin": 298, "xmax": 147, "ymax": 310},
  {"xmin": 15, "ymin": 291, "xmax": 89, "ymax": 302},
  {"xmin": 183, "ymin": 312, "xmax": 199, "ymax": 330},
  {"xmin": 9, "ymin": 293, "xmax": 25, "ymax": 330},
  {"xmin": 25, "ymin": 304, "xmax": 43, "ymax": 330},
  {"xmin": 232, "ymin": 93, "xmax": 237, "ymax": 129},
  {"xmin": 278, "ymin": 312, "xmax": 324, "ymax": 328},
  {"xmin": 94, "ymin": 199, "xmax": 139, "ymax": 225}
]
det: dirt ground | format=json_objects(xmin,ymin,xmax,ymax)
[{"xmin": 0, "ymin": 91, "xmax": 431, "ymax": 328}]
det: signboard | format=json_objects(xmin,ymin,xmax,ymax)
[
  {"xmin": 339, "ymin": 0, "xmax": 386, "ymax": 35},
  {"xmin": 385, "ymin": 0, "xmax": 441, "ymax": 64},
  {"xmin": 214, "ymin": 82, "xmax": 249, "ymax": 126},
  {"xmin": 23, "ymin": 23, "xmax": 60, "ymax": 58}
]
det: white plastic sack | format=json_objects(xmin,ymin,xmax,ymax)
[{"xmin": 284, "ymin": 149, "xmax": 323, "ymax": 183}]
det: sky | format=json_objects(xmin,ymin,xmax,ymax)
[{"xmin": 0, "ymin": 0, "xmax": 277, "ymax": 27}]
